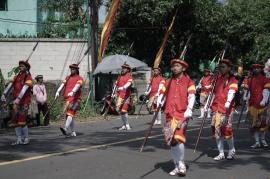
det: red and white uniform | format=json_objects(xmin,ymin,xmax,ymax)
[
  {"xmin": 147, "ymin": 75, "xmax": 165, "ymax": 111},
  {"xmin": 200, "ymin": 74, "xmax": 213, "ymax": 97},
  {"xmin": 242, "ymin": 76, "xmax": 249, "ymax": 90},
  {"xmin": 115, "ymin": 72, "xmax": 133, "ymax": 113},
  {"xmin": 160, "ymin": 75, "xmax": 196, "ymax": 143},
  {"xmin": 12, "ymin": 71, "xmax": 33, "ymax": 126},
  {"xmin": 148, "ymin": 75, "xmax": 165, "ymax": 98},
  {"xmin": 211, "ymin": 74, "xmax": 238, "ymax": 139},
  {"xmin": 13, "ymin": 72, "xmax": 32, "ymax": 105},
  {"xmin": 247, "ymin": 74, "xmax": 270, "ymax": 131},
  {"xmin": 248, "ymin": 74, "xmax": 270, "ymax": 109},
  {"xmin": 63, "ymin": 74, "xmax": 84, "ymax": 117}
]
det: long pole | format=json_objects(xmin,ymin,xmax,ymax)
[
  {"xmin": 140, "ymin": 35, "xmax": 193, "ymax": 152},
  {"xmin": 194, "ymin": 48, "xmax": 227, "ymax": 152},
  {"xmin": 85, "ymin": 0, "xmax": 93, "ymax": 110},
  {"xmin": 90, "ymin": 0, "xmax": 99, "ymax": 100},
  {"xmin": 237, "ymin": 76, "xmax": 252, "ymax": 129},
  {"xmin": 43, "ymin": 46, "xmax": 91, "ymax": 121},
  {"xmin": 26, "ymin": 42, "xmax": 39, "ymax": 61},
  {"xmin": 139, "ymin": 78, "xmax": 172, "ymax": 152}
]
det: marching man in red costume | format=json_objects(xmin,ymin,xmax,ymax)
[
  {"xmin": 157, "ymin": 59, "xmax": 195, "ymax": 176},
  {"xmin": 1, "ymin": 60, "xmax": 33, "ymax": 145},
  {"xmin": 55, "ymin": 64, "xmax": 84, "ymax": 137},
  {"xmin": 115, "ymin": 63, "xmax": 133, "ymax": 130},
  {"xmin": 197, "ymin": 68, "xmax": 213, "ymax": 119},
  {"xmin": 144, "ymin": 67, "xmax": 165, "ymax": 125},
  {"xmin": 241, "ymin": 71, "xmax": 252, "ymax": 114},
  {"xmin": 210, "ymin": 59, "xmax": 238, "ymax": 160},
  {"xmin": 244, "ymin": 63, "xmax": 270, "ymax": 148}
]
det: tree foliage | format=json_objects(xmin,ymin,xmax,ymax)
[
  {"xmin": 104, "ymin": 0, "xmax": 270, "ymax": 76},
  {"xmin": 38, "ymin": 0, "xmax": 87, "ymax": 38}
]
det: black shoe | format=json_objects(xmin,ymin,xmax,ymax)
[{"xmin": 60, "ymin": 127, "xmax": 67, "ymax": 135}]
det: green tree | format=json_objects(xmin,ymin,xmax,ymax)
[
  {"xmin": 39, "ymin": 0, "xmax": 87, "ymax": 38},
  {"xmin": 104, "ymin": 0, "xmax": 270, "ymax": 76}
]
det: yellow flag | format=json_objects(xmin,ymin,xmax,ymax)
[
  {"xmin": 153, "ymin": 13, "xmax": 176, "ymax": 68},
  {"xmin": 98, "ymin": 0, "xmax": 121, "ymax": 63}
]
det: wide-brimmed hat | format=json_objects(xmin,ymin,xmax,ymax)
[
  {"xmin": 170, "ymin": 59, "xmax": 189, "ymax": 69},
  {"xmin": 19, "ymin": 60, "xmax": 31, "ymax": 70}
]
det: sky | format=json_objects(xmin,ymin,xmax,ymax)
[{"xmin": 99, "ymin": 4, "xmax": 106, "ymax": 23}]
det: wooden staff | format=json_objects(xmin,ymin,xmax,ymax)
[{"xmin": 194, "ymin": 47, "xmax": 227, "ymax": 152}]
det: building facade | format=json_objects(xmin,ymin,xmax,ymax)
[{"xmin": 0, "ymin": 0, "xmax": 43, "ymax": 36}]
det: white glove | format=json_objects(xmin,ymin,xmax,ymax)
[
  {"xmin": 184, "ymin": 108, "xmax": 192, "ymax": 118},
  {"xmin": 205, "ymin": 85, "xmax": 211, "ymax": 89},
  {"xmin": 260, "ymin": 100, "xmax": 267, "ymax": 107},
  {"xmin": 13, "ymin": 98, "xmax": 20, "ymax": 105},
  {"xmin": 224, "ymin": 101, "xmax": 231, "ymax": 109},
  {"xmin": 68, "ymin": 91, "xmax": 74, "ymax": 97},
  {"xmin": 225, "ymin": 89, "xmax": 235, "ymax": 109},
  {"xmin": 243, "ymin": 90, "xmax": 250, "ymax": 101},
  {"xmin": 1, "ymin": 94, "xmax": 6, "ymax": 102},
  {"xmin": 118, "ymin": 87, "xmax": 124, "ymax": 91},
  {"xmin": 144, "ymin": 91, "xmax": 150, "ymax": 96},
  {"xmin": 196, "ymin": 84, "xmax": 201, "ymax": 90},
  {"xmin": 156, "ymin": 94, "xmax": 164, "ymax": 107},
  {"xmin": 260, "ymin": 89, "xmax": 270, "ymax": 107},
  {"xmin": 55, "ymin": 83, "xmax": 64, "ymax": 99},
  {"xmin": 55, "ymin": 91, "xmax": 60, "ymax": 99}
]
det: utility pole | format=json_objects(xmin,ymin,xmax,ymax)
[
  {"xmin": 86, "ymin": 0, "xmax": 93, "ymax": 109},
  {"xmin": 89, "ymin": 0, "xmax": 99, "ymax": 100}
]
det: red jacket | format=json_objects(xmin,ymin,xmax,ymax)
[
  {"xmin": 248, "ymin": 74, "xmax": 270, "ymax": 109},
  {"xmin": 116, "ymin": 72, "xmax": 133, "ymax": 99},
  {"xmin": 13, "ymin": 71, "xmax": 33, "ymax": 105},
  {"xmin": 200, "ymin": 74, "xmax": 213, "ymax": 94},
  {"xmin": 148, "ymin": 75, "xmax": 165, "ymax": 97},
  {"xmin": 242, "ymin": 76, "xmax": 249, "ymax": 89},
  {"xmin": 211, "ymin": 74, "xmax": 238, "ymax": 113},
  {"xmin": 63, "ymin": 74, "xmax": 83, "ymax": 102},
  {"xmin": 160, "ymin": 74, "xmax": 196, "ymax": 120}
]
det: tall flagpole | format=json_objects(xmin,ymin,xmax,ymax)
[{"xmin": 90, "ymin": 0, "xmax": 98, "ymax": 100}]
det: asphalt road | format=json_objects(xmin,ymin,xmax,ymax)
[{"xmin": 0, "ymin": 109, "xmax": 269, "ymax": 179}]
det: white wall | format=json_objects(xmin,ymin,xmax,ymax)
[{"xmin": 0, "ymin": 39, "xmax": 91, "ymax": 83}]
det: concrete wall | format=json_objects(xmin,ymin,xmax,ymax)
[
  {"xmin": 0, "ymin": 0, "xmax": 38, "ymax": 36},
  {"xmin": 0, "ymin": 39, "xmax": 90, "ymax": 83},
  {"xmin": 0, "ymin": 38, "xmax": 151, "ymax": 100}
]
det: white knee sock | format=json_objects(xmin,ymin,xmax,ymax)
[
  {"xmin": 177, "ymin": 143, "xmax": 185, "ymax": 162},
  {"xmin": 22, "ymin": 126, "xmax": 29, "ymax": 139},
  {"xmin": 121, "ymin": 114, "xmax": 126, "ymax": 125},
  {"xmin": 260, "ymin": 131, "xmax": 266, "ymax": 141},
  {"xmin": 65, "ymin": 116, "xmax": 73, "ymax": 130},
  {"xmin": 170, "ymin": 145, "xmax": 179, "ymax": 166},
  {"xmin": 15, "ymin": 127, "xmax": 22, "ymax": 140},
  {"xmin": 216, "ymin": 138, "xmax": 224, "ymax": 154},
  {"xmin": 157, "ymin": 111, "xmax": 162, "ymax": 122},
  {"xmin": 70, "ymin": 118, "xmax": 75, "ymax": 132},
  {"xmin": 254, "ymin": 132, "xmax": 260, "ymax": 143},
  {"xmin": 123, "ymin": 113, "xmax": 129, "ymax": 126},
  {"xmin": 200, "ymin": 108, "xmax": 205, "ymax": 117},
  {"xmin": 226, "ymin": 137, "xmax": 235, "ymax": 151},
  {"xmin": 171, "ymin": 143, "xmax": 185, "ymax": 167},
  {"xmin": 207, "ymin": 109, "xmax": 211, "ymax": 118}
]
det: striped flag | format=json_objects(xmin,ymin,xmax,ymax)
[
  {"xmin": 98, "ymin": 0, "xmax": 121, "ymax": 63},
  {"xmin": 153, "ymin": 13, "xmax": 177, "ymax": 68}
]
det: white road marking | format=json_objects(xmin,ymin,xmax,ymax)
[{"xmin": 0, "ymin": 127, "xmax": 205, "ymax": 166}]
